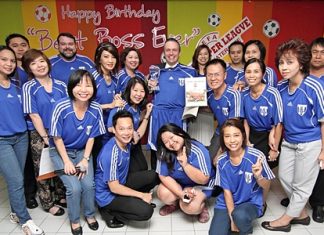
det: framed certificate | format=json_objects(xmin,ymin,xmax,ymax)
[{"xmin": 185, "ymin": 77, "xmax": 208, "ymax": 107}]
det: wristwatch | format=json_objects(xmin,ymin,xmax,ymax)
[{"xmin": 83, "ymin": 156, "xmax": 90, "ymax": 161}]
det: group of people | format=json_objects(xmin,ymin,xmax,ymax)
[{"xmin": 0, "ymin": 30, "xmax": 323, "ymax": 235}]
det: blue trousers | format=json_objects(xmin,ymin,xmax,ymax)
[
  {"xmin": 0, "ymin": 132, "xmax": 31, "ymax": 224},
  {"xmin": 209, "ymin": 202, "xmax": 259, "ymax": 235},
  {"xmin": 50, "ymin": 148, "xmax": 95, "ymax": 223}
]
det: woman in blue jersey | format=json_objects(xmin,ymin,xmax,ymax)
[
  {"xmin": 49, "ymin": 70, "xmax": 106, "ymax": 235},
  {"xmin": 22, "ymin": 49, "xmax": 67, "ymax": 216},
  {"xmin": 90, "ymin": 42, "xmax": 124, "ymax": 168},
  {"xmin": 235, "ymin": 40, "xmax": 278, "ymax": 91},
  {"xmin": 107, "ymin": 77, "xmax": 157, "ymax": 177},
  {"xmin": 242, "ymin": 58, "xmax": 283, "ymax": 169},
  {"xmin": 262, "ymin": 39, "xmax": 324, "ymax": 232},
  {"xmin": 116, "ymin": 47, "xmax": 145, "ymax": 94},
  {"xmin": 209, "ymin": 119, "xmax": 274, "ymax": 235},
  {"xmin": 156, "ymin": 123, "xmax": 215, "ymax": 223},
  {"xmin": 0, "ymin": 46, "xmax": 44, "ymax": 234}
]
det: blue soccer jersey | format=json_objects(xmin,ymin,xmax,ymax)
[
  {"xmin": 278, "ymin": 76, "xmax": 324, "ymax": 143},
  {"xmin": 215, "ymin": 147, "xmax": 275, "ymax": 216},
  {"xmin": 208, "ymin": 85, "xmax": 243, "ymax": 134},
  {"xmin": 50, "ymin": 98, "xmax": 106, "ymax": 149},
  {"xmin": 225, "ymin": 64, "xmax": 243, "ymax": 86},
  {"xmin": 0, "ymin": 82, "xmax": 27, "ymax": 136},
  {"xmin": 237, "ymin": 66, "xmax": 278, "ymax": 87},
  {"xmin": 107, "ymin": 103, "xmax": 141, "ymax": 130},
  {"xmin": 22, "ymin": 78, "xmax": 67, "ymax": 129},
  {"xmin": 242, "ymin": 85, "xmax": 283, "ymax": 131},
  {"xmin": 50, "ymin": 54, "xmax": 94, "ymax": 85},
  {"xmin": 95, "ymin": 138, "xmax": 131, "ymax": 207},
  {"xmin": 156, "ymin": 140, "xmax": 215, "ymax": 188},
  {"xmin": 90, "ymin": 68, "xmax": 117, "ymax": 124},
  {"xmin": 116, "ymin": 68, "xmax": 145, "ymax": 94},
  {"xmin": 152, "ymin": 64, "xmax": 197, "ymax": 108}
]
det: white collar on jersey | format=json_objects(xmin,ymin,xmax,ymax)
[{"xmin": 165, "ymin": 62, "xmax": 178, "ymax": 69}]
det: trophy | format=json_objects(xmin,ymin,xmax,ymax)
[{"xmin": 149, "ymin": 65, "xmax": 160, "ymax": 91}]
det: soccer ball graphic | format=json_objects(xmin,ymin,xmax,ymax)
[
  {"xmin": 263, "ymin": 19, "xmax": 280, "ymax": 38},
  {"xmin": 208, "ymin": 13, "xmax": 221, "ymax": 27},
  {"xmin": 35, "ymin": 5, "xmax": 51, "ymax": 23}
]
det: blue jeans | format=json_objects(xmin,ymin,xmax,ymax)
[
  {"xmin": 209, "ymin": 202, "xmax": 259, "ymax": 235},
  {"xmin": 0, "ymin": 132, "xmax": 31, "ymax": 224},
  {"xmin": 50, "ymin": 148, "xmax": 95, "ymax": 223}
]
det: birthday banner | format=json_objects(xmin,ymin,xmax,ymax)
[{"xmin": 0, "ymin": 0, "xmax": 323, "ymax": 73}]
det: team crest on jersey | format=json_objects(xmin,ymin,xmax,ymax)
[
  {"xmin": 178, "ymin": 78, "xmax": 185, "ymax": 86},
  {"xmin": 86, "ymin": 125, "xmax": 93, "ymax": 135},
  {"xmin": 222, "ymin": 107, "xmax": 229, "ymax": 116},
  {"xmin": 245, "ymin": 172, "xmax": 253, "ymax": 184},
  {"xmin": 259, "ymin": 106, "xmax": 268, "ymax": 116},
  {"xmin": 297, "ymin": 104, "xmax": 307, "ymax": 116}
]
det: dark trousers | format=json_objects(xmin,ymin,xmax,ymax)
[
  {"xmin": 99, "ymin": 170, "xmax": 156, "ymax": 223},
  {"xmin": 249, "ymin": 128, "xmax": 278, "ymax": 169},
  {"xmin": 309, "ymin": 170, "xmax": 324, "ymax": 207},
  {"xmin": 24, "ymin": 134, "xmax": 37, "ymax": 201}
]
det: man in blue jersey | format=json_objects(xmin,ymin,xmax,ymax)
[
  {"xmin": 310, "ymin": 37, "xmax": 324, "ymax": 80},
  {"xmin": 226, "ymin": 41, "xmax": 244, "ymax": 87},
  {"xmin": 309, "ymin": 37, "xmax": 324, "ymax": 223},
  {"xmin": 95, "ymin": 110, "xmax": 154, "ymax": 228},
  {"xmin": 147, "ymin": 38, "xmax": 197, "ymax": 169},
  {"xmin": 50, "ymin": 32, "xmax": 94, "ymax": 85},
  {"xmin": 5, "ymin": 33, "xmax": 29, "ymax": 87},
  {"xmin": 5, "ymin": 33, "xmax": 38, "ymax": 210},
  {"xmin": 206, "ymin": 59, "xmax": 243, "ymax": 163}
]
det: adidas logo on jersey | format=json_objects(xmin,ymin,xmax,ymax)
[
  {"xmin": 169, "ymin": 76, "xmax": 174, "ymax": 80},
  {"xmin": 50, "ymin": 98, "xmax": 55, "ymax": 103},
  {"xmin": 79, "ymin": 66, "xmax": 86, "ymax": 70},
  {"xmin": 7, "ymin": 93, "xmax": 13, "ymax": 98},
  {"xmin": 252, "ymin": 106, "xmax": 257, "ymax": 111},
  {"xmin": 77, "ymin": 125, "xmax": 84, "ymax": 130},
  {"xmin": 70, "ymin": 67, "xmax": 75, "ymax": 70},
  {"xmin": 239, "ymin": 170, "xmax": 244, "ymax": 175},
  {"xmin": 287, "ymin": 102, "xmax": 293, "ymax": 107}
]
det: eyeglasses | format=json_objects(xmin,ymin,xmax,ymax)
[{"xmin": 206, "ymin": 72, "xmax": 224, "ymax": 79}]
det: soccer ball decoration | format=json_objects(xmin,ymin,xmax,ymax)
[
  {"xmin": 35, "ymin": 5, "xmax": 51, "ymax": 23},
  {"xmin": 263, "ymin": 19, "xmax": 280, "ymax": 38},
  {"xmin": 208, "ymin": 13, "xmax": 221, "ymax": 27}
]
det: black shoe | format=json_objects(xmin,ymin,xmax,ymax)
[
  {"xmin": 150, "ymin": 203, "xmax": 157, "ymax": 208},
  {"xmin": 280, "ymin": 198, "xmax": 290, "ymax": 207},
  {"xmin": 261, "ymin": 221, "xmax": 291, "ymax": 232},
  {"xmin": 312, "ymin": 206, "xmax": 324, "ymax": 223},
  {"xmin": 70, "ymin": 225, "xmax": 82, "ymax": 235},
  {"xmin": 106, "ymin": 217, "xmax": 124, "ymax": 228},
  {"xmin": 46, "ymin": 206, "xmax": 65, "ymax": 216},
  {"xmin": 86, "ymin": 218, "xmax": 99, "ymax": 231},
  {"xmin": 26, "ymin": 198, "xmax": 38, "ymax": 209},
  {"xmin": 259, "ymin": 203, "xmax": 267, "ymax": 218},
  {"xmin": 290, "ymin": 216, "xmax": 311, "ymax": 225},
  {"xmin": 55, "ymin": 200, "xmax": 67, "ymax": 208}
]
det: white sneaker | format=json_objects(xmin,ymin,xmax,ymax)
[
  {"xmin": 22, "ymin": 220, "xmax": 44, "ymax": 235},
  {"xmin": 9, "ymin": 212, "xmax": 19, "ymax": 224}
]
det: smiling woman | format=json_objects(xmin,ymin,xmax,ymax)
[
  {"xmin": 49, "ymin": 70, "xmax": 105, "ymax": 235},
  {"xmin": 156, "ymin": 123, "xmax": 215, "ymax": 223},
  {"xmin": 22, "ymin": 49, "xmax": 68, "ymax": 217}
]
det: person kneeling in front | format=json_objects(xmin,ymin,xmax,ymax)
[{"xmin": 95, "ymin": 110, "xmax": 154, "ymax": 228}]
